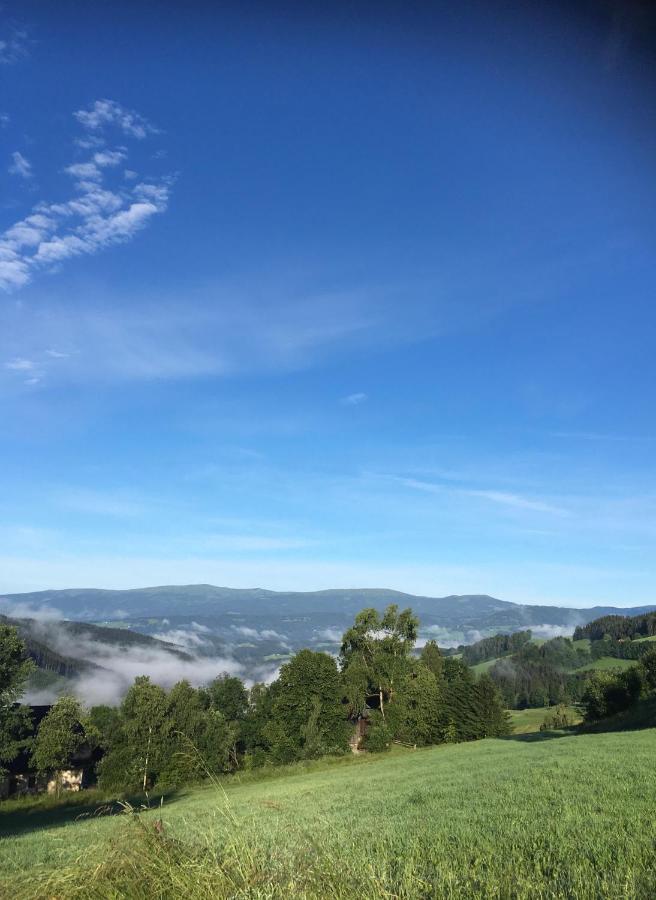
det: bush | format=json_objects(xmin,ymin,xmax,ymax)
[
  {"xmin": 583, "ymin": 667, "xmax": 645, "ymax": 721},
  {"xmin": 540, "ymin": 704, "xmax": 571, "ymax": 731},
  {"xmin": 363, "ymin": 712, "xmax": 392, "ymax": 752}
]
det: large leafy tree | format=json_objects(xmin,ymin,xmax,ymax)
[
  {"xmin": 203, "ymin": 675, "xmax": 249, "ymax": 723},
  {"xmin": 340, "ymin": 604, "xmax": 418, "ymax": 719},
  {"xmin": 31, "ymin": 696, "xmax": 88, "ymax": 794},
  {"xmin": 266, "ymin": 650, "xmax": 349, "ymax": 763},
  {"xmin": 419, "ymin": 640, "xmax": 444, "ymax": 682},
  {"xmin": 202, "ymin": 674, "xmax": 249, "ymax": 764},
  {"xmin": 240, "ymin": 681, "xmax": 278, "ymax": 766},
  {"xmin": 119, "ymin": 676, "xmax": 171, "ymax": 790},
  {"xmin": 641, "ymin": 648, "xmax": 656, "ymax": 692},
  {"xmin": 161, "ymin": 680, "xmax": 235, "ymax": 782},
  {"xmin": 0, "ymin": 625, "xmax": 34, "ymax": 773}
]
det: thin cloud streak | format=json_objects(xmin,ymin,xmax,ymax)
[
  {"xmin": 397, "ymin": 476, "xmax": 567, "ymax": 516},
  {"xmin": 8, "ymin": 151, "xmax": 32, "ymax": 178},
  {"xmin": 0, "ymin": 25, "xmax": 29, "ymax": 65},
  {"xmin": 341, "ymin": 392, "xmax": 368, "ymax": 406}
]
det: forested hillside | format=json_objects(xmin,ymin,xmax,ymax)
[{"xmin": 574, "ymin": 610, "xmax": 656, "ymax": 642}]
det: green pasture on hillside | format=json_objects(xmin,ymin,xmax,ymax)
[
  {"xmin": 508, "ymin": 705, "xmax": 582, "ymax": 733},
  {"xmin": 469, "ymin": 657, "xmax": 500, "ymax": 674},
  {"xmin": 576, "ymin": 656, "xmax": 636, "ymax": 672},
  {"xmin": 1, "ymin": 725, "xmax": 655, "ymax": 899}
]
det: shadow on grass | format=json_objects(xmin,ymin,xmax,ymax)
[
  {"xmin": 504, "ymin": 727, "xmax": 579, "ymax": 743},
  {"xmin": 505, "ymin": 697, "xmax": 656, "ymax": 742},
  {"xmin": 0, "ymin": 787, "xmax": 183, "ymax": 839},
  {"xmin": 579, "ymin": 697, "xmax": 656, "ymax": 734}
]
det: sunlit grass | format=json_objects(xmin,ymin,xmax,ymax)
[
  {"xmin": 508, "ymin": 705, "xmax": 582, "ymax": 733},
  {"xmin": 2, "ymin": 726, "xmax": 655, "ymax": 898}
]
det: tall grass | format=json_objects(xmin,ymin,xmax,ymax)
[{"xmin": 3, "ymin": 728, "xmax": 656, "ymax": 899}]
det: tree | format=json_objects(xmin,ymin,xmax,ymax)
[
  {"xmin": 202, "ymin": 674, "xmax": 249, "ymax": 764},
  {"xmin": 540, "ymin": 704, "xmax": 571, "ymax": 731},
  {"xmin": 31, "ymin": 697, "xmax": 86, "ymax": 794},
  {"xmin": 241, "ymin": 681, "xmax": 278, "ymax": 767},
  {"xmin": 119, "ymin": 676, "xmax": 170, "ymax": 790},
  {"xmin": 439, "ymin": 658, "xmax": 491, "ymax": 742},
  {"xmin": 203, "ymin": 675, "xmax": 248, "ymax": 723},
  {"xmin": 363, "ymin": 710, "xmax": 392, "ymax": 752},
  {"xmin": 340, "ymin": 604, "xmax": 418, "ymax": 719},
  {"xmin": 389, "ymin": 664, "xmax": 441, "ymax": 746},
  {"xmin": 267, "ymin": 650, "xmax": 349, "ymax": 762},
  {"xmin": 582, "ymin": 667, "xmax": 644, "ymax": 721},
  {"xmin": 0, "ymin": 625, "xmax": 34, "ymax": 773},
  {"xmin": 475, "ymin": 674, "xmax": 511, "ymax": 737},
  {"xmin": 641, "ymin": 648, "xmax": 656, "ymax": 692},
  {"xmin": 161, "ymin": 680, "xmax": 236, "ymax": 783},
  {"xmin": 420, "ymin": 640, "xmax": 444, "ymax": 682}
]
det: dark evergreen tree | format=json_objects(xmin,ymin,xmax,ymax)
[{"xmin": 389, "ymin": 664, "xmax": 441, "ymax": 746}]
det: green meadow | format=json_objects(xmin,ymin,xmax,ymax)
[
  {"xmin": 508, "ymin": 705, "xmax": 582, "ymax": 733},
  {"xmin": 2, "ymin": 724, "xmax": 655, "ymax": 899},
  {"xmin": 576, "ymin": 656, "xmax": 637, "ymax": 672}
]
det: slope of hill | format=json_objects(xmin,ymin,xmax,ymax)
[
  {"xmin": 2, "ymin": 727, "xmax": 655, "ymax": 898},
  {"xmin": 0, "ymin": 613, "xmax": 213, "ymax": 705}
]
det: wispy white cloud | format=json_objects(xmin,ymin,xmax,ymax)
[
  {"xmin": 341, "ymin": 392, "xmax": 368, "ymax": 406},
  {"xmin": 527, "ymin": 624, "xmax": 574, "ymax": 639},
  {"xmin": 462, "ymin": 489, "xmax": 566, "ymax": 515},
  {"xmin": 397, "ymin": 476, "xmax": 567, "ymax": 515},
  {"xmin": 315, "ymin": 627, "xmax": 343, "ymax": 643},
  {"xmin": 5, "ymin": 357, "xmax": 35, "ymax": 372},
  {"xmin": 0, "ymin": 283, "xmax": 375, "ymax": 385},
  {"xmin": 0, "ymin": 598, "xmax": 63, "ymax": 622},
  {"xmin": 0, "ymin": 114, "xmax": 9, "ymax": 128},
  {"xmin": 74, "ymin": 99, "xmax": 158, "ymax": 140},
  {"xmin": 231, "ymin": 625, "xmax": 289, "ymax": 645},
  {"xmin": 0, "ymin": 100, "xmax": 170, "ymax": 292},
  {"xmin": 152, "ymin": 621, "xmax": 215, "ymax": 650},
  {"xmin": 0, "ymin": 26, "xmax": 29, "ymax": 65},
  {"xmin": 8, "ymin": 151, "xmax": 32, "ymax": 179}
]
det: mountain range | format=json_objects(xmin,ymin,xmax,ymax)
[
  {"xmin": 2, "ymin": 584, "xmax": 654, "ymax": 631},
  {"xmin": 3, "ymin": 585, "xmax": 654, "ymax": 705}
]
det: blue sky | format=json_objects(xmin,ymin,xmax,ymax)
[{"xmin": 1, "ymin": 2, "xmax": 655, "ymax": 605}]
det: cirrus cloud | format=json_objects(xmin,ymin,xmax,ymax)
[{"xmin": 0, "ymin": 100, "xmax": 170, "ymax": 293}]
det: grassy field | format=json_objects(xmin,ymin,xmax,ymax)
[
  {"xmin": 1, "ymin": 724, "xmax": 655, "ymax": 899},
  {"xmin": 508, "ymin": 705, "xmax": 582, "ymax": 733},
  {"xmin": 469, "ymin": 657, "xmax": 499, "ymax": 674},
  {"xmin": 576, "ymin": 656, "xmax": 636, "ymax": 672}
]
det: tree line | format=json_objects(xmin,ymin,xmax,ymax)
[
  {"xmin": 574, "ymin": 611, "xmax": 656, "ymax": 642},
  {"xmin": 484, "ymin": 629, "xmax": 655, "ymax": 710},
  {"xmin": 0, "ymin": 605, "xmax": 510, "ymax": 793},
  {"xmin": 461, "ymin": 630, "xmax": 532, "ymax": 666},
  {"xmin": 582, "ymin": 650, "xmax": 656, "ymax": 721}
]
